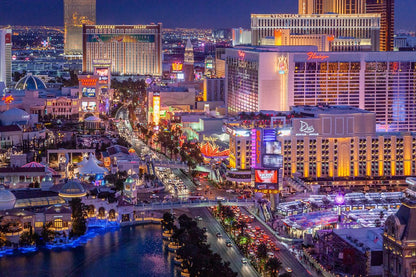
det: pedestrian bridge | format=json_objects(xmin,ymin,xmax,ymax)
[
  {"xmin": 153, "ymin": 160, "xmax": 188, "ymax": 170},
  {"xmin": 135, "ymin": 199, "xmax": 256, "ymax": 211}
]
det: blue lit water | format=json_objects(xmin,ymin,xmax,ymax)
[{"xmin": 0, "ymin": 224, "xmax": 177, "ymax": 277}]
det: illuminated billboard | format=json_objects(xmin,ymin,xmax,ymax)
[
  {"xmin": 251, "ymin": 129, "xmax": 261, "ymax": 168},
  {"xmin": 255, "ymin": 170, "xmax": 278, "ymax": 184},
  {"xmin": 82, "ymin": 87, "xmax": 96, "ymax": 98},
  {"xmin": 262, "ymin": 155, "xmax": 283, "ymax": 168},
  {"xmin": 265, "ymin": 141, "xmax": 281, "ymax": 154},
  {"xmin": 5, "ymin": 33, "xmax": 11, "ymax": 44},
  {"xmin": 81, "ymin": 101, "xmax": 97, "ymax": 112},
  {"xmin": 153, "ymin": 95, "xmax": 160, "ymax": 126},
  {"xmin": 96, "ymin": 68, "xmax": 109, "ymax": 84},
  {"xmin": 172, "ymin": 62, "xmax": 183, "ymax": 72},
  {"xmin": 263, "ymin": 129, "xmax": 276, "ymax": 142}
]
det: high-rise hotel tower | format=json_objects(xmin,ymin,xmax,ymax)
[
  {"xmin": 82, "ymin": 24, "xmax": 162, "ymax": 76},
  {"xmin": 297, "ymin": 0, "xmax": 394, "ymax": 51},
  {"xmin": 64, "ymin": 0, "xmax": 96, "ymax": 58}
]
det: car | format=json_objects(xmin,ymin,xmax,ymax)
[
  {"xmin": 226, "ymin": 240, "xmax": 232, "ymax": 247},
  {"xmin": 195, "ymin": 216, "xmax": 203, "ymax": 221},
  {"xmin": 216, "ymin": 232, "xmax": 222, "ymax": 238},
  {"xmin": 285, "ymin": 267, "xmax": 293, "ymax": 273},
  {"xmin": 241, "ymin": 258, "xmax": 248, "ymax": 265},
  {"xmin": 225, "ymin": 189, "xmax": 234, "ymax": 193},
  {"xmin": 216, "ymin": 196, "xmax": 226, "ymax": 201},
  {"xmin": 267, "ymin": 252, "xmax": 274, "ymax": 258},
  {"xmin": 202, "ymin": 227, "xmax": 207, "ymax": 232}
]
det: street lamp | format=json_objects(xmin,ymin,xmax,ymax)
[{"xmin": 334, "ymin": 193, "xmax": 344, "ymax": 229}]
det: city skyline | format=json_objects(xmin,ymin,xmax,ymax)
[{"xmin": 0, "ymin": 0, "xmax": 415, "ymax": 31}]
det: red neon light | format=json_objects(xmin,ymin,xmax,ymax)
[
  {"xmin": 80, "ymin": 79, "xmax": 97, "ymax": 87},
  {"xmin": 238, "ymin": 50, "xmax": 245, "ymax": 59},
  {"xmin": 2, "ymin": 95, "xmax": 14, "ymax": 104},
  {"xmin": 307, "ymin": 52, "xmax": 329, "ymax": 61}
]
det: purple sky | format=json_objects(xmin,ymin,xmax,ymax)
[{"xmin": 0, "ymin": 0, "xmax": 415, "ymax": 31}]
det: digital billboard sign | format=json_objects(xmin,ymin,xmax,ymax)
[
  {"xmin": 262, "ymin": 155, "xmax": 283, "ymax": 168},
  {"xmin": 263, "ymin": 129, "xmax": 276, "ymax": 142},
  {"xmin": 81, "ymin": 101, "xmax": 97, "ymax": 112},
  {"xmin": 255, "ymin": 170, "xmax": 278, "ymax": 184},
  {"xmin": 82, "ymin": 88, "xmax": 96, "ymax": 98},
  {"xmin": 265, "ymin": 141, "xmax": 281, "ymax": 154}
]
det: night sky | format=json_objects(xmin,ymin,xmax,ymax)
[{"xmin": 0, "ymin": 0, "xmax": 415, "ymax": 31}]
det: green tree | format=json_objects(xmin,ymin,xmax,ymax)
[{"xmin": 70, "ymin": 198, "xmax": 87, "ymax": 237}]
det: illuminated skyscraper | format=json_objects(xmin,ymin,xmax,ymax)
[
  {"xmin": 82, "ymin": 24, "xmax": 162, "ymax": 76},
  {"xmin": 0, "ymin": 29, "xmax": 12, "ymax": 87},
  {"xmin": 297, "ymin": 0, "xmax": 394, "ymax": 51},
  {"xmin": 251, "ymin": 14, "xmax": 380, "ymax": 51},
  {"xmin": 183, "ymin": 38, "xmax": 194, "ymax": 82},
  {"xmin": 298, "ymin": 0, "xmax": 365, "ymax": 14},
  {"xmin": 366, "ymin": 0, "xmax": 394, "ymax": 51},
  {"xmin": 64, "ymin": 0, "xmax": 96, "ymax": 58}
]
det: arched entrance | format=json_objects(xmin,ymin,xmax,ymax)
[
  {"xmin": 98, "ymin": 207, "xmax": 106, "ymax": 219},
  {"xmin": 109, "ymin": 209, "xmax": 116, "ymax": 221},
  {"xmin": 87, "ymin": 205, "xmax": 95, "ymax": 217}
]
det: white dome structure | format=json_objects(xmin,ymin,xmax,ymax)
[
  {"xmin": 0, "ymin": 186, "xmax": 16, "ymax": 210},
  {"xmin": 59, "ymin": 179, "xmax": 87, "ymax": 198},
  {"xmin": 14, "ymin": 73, "xmax": 47, "ymax": 90},
  {"xmin": 0, "ymin": 108, "xmax": 30, "ymax": 126}
]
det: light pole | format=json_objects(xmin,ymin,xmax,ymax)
[{"xmin": 334, "ymin": 193, "xmax": 345, "ymax": 229}]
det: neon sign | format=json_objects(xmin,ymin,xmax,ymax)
[
  {"xmin": 80, "ymin": 77, "xmax": 98, "ymax": 87},
  {"xmin": 299, "ymin": 121, "xmax": 315, "ymax": 133},
  {"xmin": 153, "ymin": 95, "xmax": 160, "ymax": 126},
  {"xmin": 251, "ymin": 129, "xmax": 257, "ymax": 167},
  {"xmin": 172, "ymin": 62, "xmax": 183, "ymax": 72},
  {"xmin": 238, "ymin": 50, "xmax": 245, "ymax": 60},
  {"xmin": 256, "ymin": 130, "xmax": 261, "ymax": 165},
  {"xmin": 296, "ymin": 120, "xmax": 319, "ymax": 136},
  {"xmin": 2, "ymin": 95, "xmax": 14, "ymax": 105},
  {"xmin": 307, "ymin": 52, "xmax": 329, "ymax": 61}
]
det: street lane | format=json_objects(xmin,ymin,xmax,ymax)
[
  {"xmin": 240, "ymin": 207, "xmax": 315, "ymax": 277},
  {"xmin": 188, "ymin": 207, "xmax": 259, "ymax": 277}
]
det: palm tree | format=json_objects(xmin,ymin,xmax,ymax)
[
  {"xmin": 237, "ymin": 232, "xmax": 252, "ymax": 255},
  {"xmin": 266, "ymin": 257, "xmax": 282, "ymax": 277},
  {"xmin": 162, "ymin": 212, "xmax": 175, "ymax": 234},
  {"xmin": 256, "ymin": 242, "xmax": 268, "ymax": 273}
]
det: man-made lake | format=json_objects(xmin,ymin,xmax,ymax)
[{"xmin": 0, "ymin": 224, "xmax": 177, "ymax": 277}]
